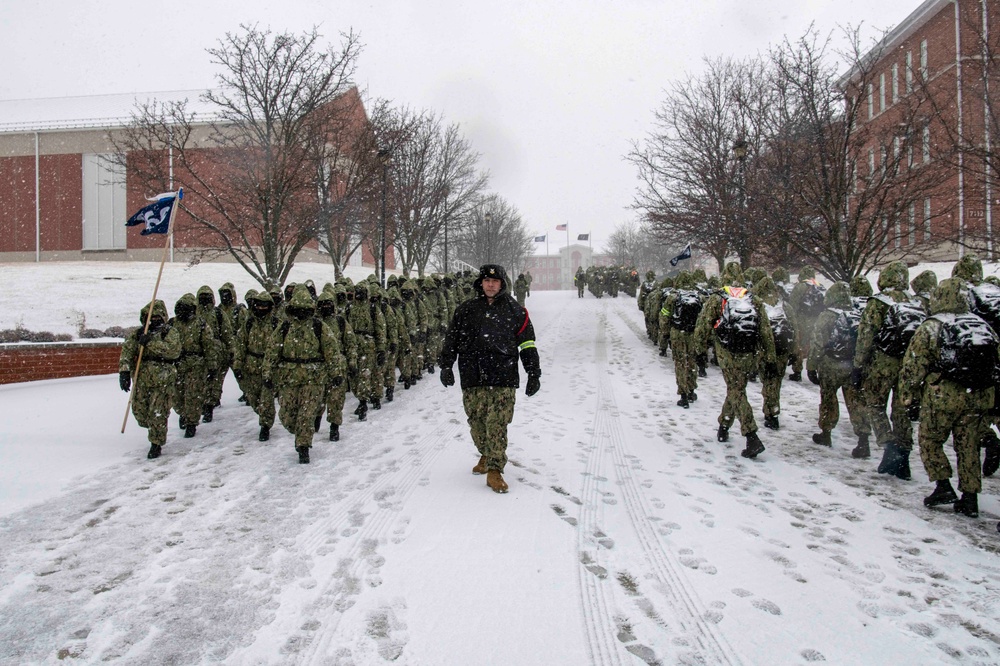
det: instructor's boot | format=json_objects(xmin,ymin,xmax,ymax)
[
  {"xmin": 923, "ymin": 479, "xmax": 959, "ymax": 507},
  {"xmin": 258, "ymin": 426, "xmax": 270, "ymax": 442},
  {"xmin": 297, "ymin": 447, "xmax": 310, "ymax": 464},
  {"xmin": 472, "ymin": 456, "xmax": 488, "ymax": 475},
  {"xmin": 812, "ymin": 431, "xmax": 832, "ymax": 447},
  {"xmin": 741, "ymin": 431, "xmax": 765, "ymax": 459},
  {"xmin": 147, "ymin": 444, "xmax": 162, "ymax": 459},
  {"xmin": 329, "ymin": 424, "xmax": 340, "ymax": 442},
  {"xmin": 851, "ymin": 434, "xmax": 871, "ymax": 459},
  {"xmin": 486, "ymin": 469, "xmax": 509, "ymax": 494},
  {"xmin": 717, "ymin": 425, "xmax": 729, "ymax": 443},
  {"xmin": 954, "ymin": 492, "xmax": 979, "ymax": 518}
]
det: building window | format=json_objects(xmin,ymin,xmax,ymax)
[
  {"xmin": 909, "ymin": 203, "xmax": 916, "ymax": 245},
  {"xmin": 906, "ymin": 51, "xmax": 913, "ymax": 93},
  {"xmin": 880, "ymin": 145, "xmax": 887, "ymax": 176},
  {"xmin": 867, "ymin": 83, "xmax": 874, "ymax": 119},
  {"xmin": 880, "ymin": 72, "xmax": 886, "ymax": 112},
  {"xmin": 894, "ymin": 136, "xmax": 901, "ymax": 161},
  {"xmin": 924, "ymin": 198, "xmax": 932, "ymax": 239},
  {"xmin": 894, "ymin": 215, "xmax": 901, "ymax": 249},
  {"xmin": 920, "ymin": 39, "xmax": 928, "ymax": 81},
  {"xmin": 922, "ymin": 125, "xmax": 931, "ymax": 163},
  {"xmin": 892, "ymin": 63, "xmax": 899, "ymax": 103},
  {"xmin": 868, "ymin": 148, "xmax": 875, "ymax": 180}
]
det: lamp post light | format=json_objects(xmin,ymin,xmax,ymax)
[
  {"xmin": 733, "ymin": 139, "xmax": 748, "ymax": 267},
  {"xmin": 378, "ymin": 148, "xmax": 390, "ymax": 288},
  {"xmin": 442, "ymin": 186, "xmax": 450, "ymax": 273},
  {"xmin": 484, "ymin": 211, "xmax": 493, "ymax": 264}
]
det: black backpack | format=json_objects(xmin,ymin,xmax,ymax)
[
  {"xmin": 766, "ymin": 302, "xmax": 795, "ymax": 356},
  {"xmin": 715, "ymin": 294, "xmax": 759, "ymax": 354},
  {"xmin": 670, "ymin": 290, "xmax": 702, "ymax": 333},
  {"xmin": 824, "ymin": 308, "xmax": 862, "ymax": 362},
  {"xmin": 873, "ymin": 299, "xmax": 926, "ymax": 358},
  {"xmin": 934, "ymin": 313, "xmax": 999, "ymax": 389},
  {"xmin": 800, "ymin": 283, "xmax": 827, "ymax": 318},
  {"xmin": 969, "ymin": 283, "xmax": 1000, "ymax": 335}
]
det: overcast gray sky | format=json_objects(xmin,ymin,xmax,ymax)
[{"xmin": 0, "ymin": 0, "xmax": 921, "ymax": 254}]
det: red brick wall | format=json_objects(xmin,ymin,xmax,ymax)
[{"xmin": 0, "ymin": 341, "xmax": 122, "ymax": 385}]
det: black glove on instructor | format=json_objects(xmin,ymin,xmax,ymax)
[
  {"xmin": 525, "ymin": 374, "xmax": 541, "ymax": 397},
  {"xmin": 439, "ymin": 367, "xmax": 455, "ymax": 387}
]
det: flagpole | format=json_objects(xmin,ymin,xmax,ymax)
[
  {"xmin": 121, "ymin": 188, "xmax": 182, "ymax": 434},
  {"xmin": 565, "ymin": 223, "xmax": 569, "ymax": 250}
]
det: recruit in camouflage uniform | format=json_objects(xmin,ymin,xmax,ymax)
[
  {"xmin": 347, "ymin": 280, "xmax": 387, "ymax": 421},
  {"xmin": 787, "ymin": 266, "xmax": 824, "ymax": 381},
  {"xmin": 233, "ymin": 290, "xmax": 278, "ymax": 441},
  {"xmin": 119, "ymin": 300, "xmax": 181, "ymax": 459},
  {"xmin": 514, "ymin": 273, "xmax": 529, "ymax": 306},
  {"xmin": 666, "ymin": 271, "xmax": 700, "ymax": 407},
  {"xmin": 400, "ymin": 279, "xmax": 427, "ymax": 387},
  {"xmin": 656, "ymin": 278, "xmax": 676, "ymax": 356},
  {"xmin": 425, "ymin": 277, "xmax": 449, "ymax": 373},
  {"xmin": 851, "ymin": 260, "xmax": 914, "ymax": 475},
  {"xmin": 265, "ymin": 285, "xmax": 346, "ymax": 463},
  {"xmin": 755, "ymin": 275, "xmax": 791, "ymax": 430},
  {"xmin": 645, "ymin": 277, "xmax": 670, "ymax": 343},
  {"xmin": 317, "ymin": 289, "xmax": 357, "ymax": 441},
  {"xmin": 807, "ymin": 281, "xmax": 870, "ymax": 449},
  {"xmin": 577, "ymin": 266, "xmax": 588, "ymax": 298},
  {"xmin": 898, "ymin": 277, "xmax": 997, "ymax": 518},
  {"xmin": 387, "ymin": 286, "xmax": 412, "ymax": 400},
  {"xmin": 171, "ymin": 293, "xmax": 219, "ymax": 438},
  {"xmin": 694, "ymin": 262, "xmax": 777, "ymax": 458},
  {"xmin": 196, "ymin": 284, "xmax": 234, "ymax": 423},
  {"xmin": 379, "ymin": 285, "xmax": 403, "ymax": 402},
  {"xmin": 234, "ymin": 288, "xmax": 256, "ymax": 402}
]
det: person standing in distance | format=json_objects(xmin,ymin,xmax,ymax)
[{"xmin": 439, "ymin": 264, "xmax": 542, "ymax": 493}]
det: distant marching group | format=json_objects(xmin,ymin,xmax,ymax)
[
  {"xmin": 119, "ymin": 273, "xmax": 481, "ymax": 465},
  {"xmin": 637, "ymin": 256, "xmax": 1000, "ymax": 529}
]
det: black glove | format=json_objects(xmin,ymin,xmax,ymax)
[
  {"xmin": 119, "ymin": 371, "xmax": 131, "ymax": 392},
  {"xmin": 376, "ymin": 351, "xmax": 386, "ymax": 366},
  {"xmin": 526, "ymin": 374, "xmax": 541, "ymax": 396},
  {"xmin": 808, "ymin": 369, "xmax": 820, "ymax": 385},
  {"xmin": 440, "ymin": 367, "xmax": 455, "ymax": 387},
  {"xmin": 233, "ymin": 370, "xmax": 243, "ymax": 382},
  {"xmin": 137, "ymin": 331, "xmax": 153, "ymax": 346},
  {"xmin": 850, "ymin": 367, "xmax": 865, "ymax": 390},
  {"xmin": 906, "ymin": 403, "xmax": 921, "ymax": 422},
  {"xmin": 330, "ymin": 376, "xmax": 343, "ymax": 388}
]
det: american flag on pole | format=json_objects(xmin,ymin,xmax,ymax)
[{"xmin": 555, "ymin": 224, "xmax": 567, "ymax": 231}]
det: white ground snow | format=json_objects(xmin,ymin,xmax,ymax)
[{"xmin": 1, "ymin": 262, "xmax": 999, "ymax": 665}]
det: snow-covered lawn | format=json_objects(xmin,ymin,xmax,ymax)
[{"xmin": 1, "ymin": 262, "xmax": 998, "ymax": 664}]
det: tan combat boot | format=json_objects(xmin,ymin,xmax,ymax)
[
  {"xmin": 486, "ymin": 469, "xmax": 508, "ymax": 494},
  {"xmin": 472, "ymin": 456, "xmax": 488, "ymax": 475}
]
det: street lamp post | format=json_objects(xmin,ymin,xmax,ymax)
[
  {"xmin": 378, "ymin": 148, "xmax": 390, "ymax": 288},
  {"xmin": 442, "ymin": 186, "xmax": 450, "ymax": 273},
  {"xmin": 484, "ymin": 211, "xmax": 493, "ymax": 264},
  {"xmin": 733, "ymin": 139, "xmax": 748, "ymax": 268}
]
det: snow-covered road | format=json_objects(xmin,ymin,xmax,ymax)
[{"xmin": 1, "ymin": 289, "xmax": 998, "ymax": 665}]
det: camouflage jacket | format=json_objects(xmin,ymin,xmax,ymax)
[{"xmin": 265, "ymin": 317, "xmax": 345, "ymax": 387}]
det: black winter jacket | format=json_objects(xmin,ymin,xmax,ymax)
[{"xmin": 440, "ymin": 291, "xmax": 540, "ymax": 389}]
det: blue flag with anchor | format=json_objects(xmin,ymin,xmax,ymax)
[
  {"xmin": 669, "ymin": 242, "xmax": 692, "ymax": 266},
  {"xmin": 125, "ymin": 191, "xmax": 180, "ymax": 235}
]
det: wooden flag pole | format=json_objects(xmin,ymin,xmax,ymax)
[{"xmin": 121, "ymin": 189, "xmax": 182, "ymax": 433}]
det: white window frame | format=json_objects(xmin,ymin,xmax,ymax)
[
  {"xmin": 909, "ymin": 203, "xmax": 916, "ymax": 245},
  {"xmin": 920, "ymin": 39, "xmax": 928, "ymax": 81},
  {"xmin": 868, "ymin": 83, "xmax": 874, "ymax": 119},
  {"xmin": 906, "ymin": 51, "xmax": 914, "ymax": 92},
  {"xmin": 880, "ymin": 73, "xmax": 886, "ymax": 112},
  {"xmin": 892, "ymin": 63, "xmax": 899, "ymax": 104},
  {"xmin": 924, "ymin": 198, "xmax": 932, "ymax": 239}
]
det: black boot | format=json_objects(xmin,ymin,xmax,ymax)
[
  {"xmin": 878, "ymin": 441, "xmax": 903, "ymax": 474},
  {"xmin": 386, "ymin": 386, "xmax": 394, "ymax": 402},
  {"xmin": 923, "ymin": 479, "xmax": 958, "ymax": 507},
  {"xmin": 763, "ymin": 415, "xmax": 779, "ymax": 430},
  {"xmin": 202, "ymin": 405, "xmax": 214, "ymax": 423},
  {"xmin": 297, "ymin": 447, "xmax": 310, "ymax": 464},
  {"xmin": 698, "ymin": 367, "xmax": 708, "ymax": 378},
  {"xmin": 259, "ymin": 426, "xmax": 270, "ymax": 442},
  {"xmin": 184, "ymin": 424, "xmax": 197, "ymax": 438},
  {"xmin": 788, "ymin": 371, "xmax": 802, "ymax": 382},
  {"xmin": 983, "ymin": 433, "xmax": 1000, "ymax": 477},
  {"xmin": 147, "ymin": 444, "xmax": 162, "ymax": 459},
  {"xmin": 741, "ymin": 431, "xmax": 765, "ymax": 459},
  {"xmin": 357, "ymin": 401, "xmax": 367, "ymax": 421},
  {"xmin": 717, "ymin": 425, "xmax": 729, "ymax": 443},
  {"xmin": 659, "ymin": 349, "xmax": 667, "ymax": 357},
  {"xmin": 688, "ymin": 391, "xmax": 698, "ymax": 402},
  {"xmin": 179, "ymin": 416, "xmax": 187, "ymax": 431},
  {"xmin": 748, "ymin": 373, "xmax": 758, "ymax": 383},
  {"xmin": 851, "ymin": 434, "xmax": 871, "ymax": 459},
  {"xmin": 314, "ymin": 414, "xmax": 322, "ymax": 433},
  {"xmin": 238, "ymin": 393, "xmax": 248, "ymax": 403},
  {"xmin": 404, "ymin": 377, "xmax": 412, "ymax": 389},
  {"xmin": 812, "ymin": 431, "xmax": 832, "ymax": 447},
  {"xmin": 329, "ymin": 424, "xmax": 340, "ymax": 442},
  {"xmin": 893, "ymin": 449, "xmax": 911, "ymax": 480},
  {"xmin": 427, "ymin": 364, "xmax": 436, "ymax": 374},
  {"xmin": 954, "ymin": 492, "xmax": 979, "ymax": 517},
  {"xmin": 677, "ymin": 395, "xmax": 689, "ymax": 409},
  {"xmin": 372, "ymin": 397, "xmax": 382, "ymax": 410}
]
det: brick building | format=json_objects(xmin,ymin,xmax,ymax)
[
  {"xmin": 848, "ymin": 0, "xmax": 1000, "ymax": 261},
  {"xmin": 0, "ymin": 88, "xmax": 393, "ymax": 269},
  {"xmin": 525, "ymin": 243, "xmax": 614, "ymax": 290}
]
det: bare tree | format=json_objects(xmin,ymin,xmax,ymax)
[
  {"xmin": 605, "ymin": 219, "xmax": 677, "ymax": 270},
  {"xmin": 114, "ymin": 25, "xmax": 364, "ymax": 288},
  {"xmin": 452, "ymin": 194, "xmax": 533, "ymax": 274}
]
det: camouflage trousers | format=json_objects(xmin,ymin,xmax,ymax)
[
  {"xmin": 918, "ymin": 383, "xmax": 991, "ymax": 494},
  {"xmin": 578, "ymin": 284, "xmax": 585, "ymax": 298},
  {"xmin": 207, "ymin": 358, "xmax": 230, "ymax": 407},
  {"xmin": 516, "ymin": 294, "xmax": 526, "ymax": 306},
  {"xmin": 791, "ymin": 321, "xmax": 815, "ymax": 374},
  {"xmin": 862, "ymin": 352, "xmax": 912, "ymax": 450},
  {"xmin": 351, "ymin": 335, "xmax": 380, "ymax": 402},
  {"xmin": 816, "ymin": 363, "xmax": 869, "ymax": 435},
  {"xmin": 175, "ymin": 359, "xmax": 207, "ymax": 428},
  {"xmin": 277, "ymin": 382, "xmax": 325, "ymax": 448},
  {"xmin": 321, "ymin": 383, "xmax": 347, "ymax": 427},
  {"xmin": 716, "ymin": 345, "xmax": 758, "ymax": 436},
  {"xmin": 657, "ymin": 316, "xmax": 671, "ymax": 352},
  {"xmin": 761, "ymin": 353, "xmax": 789, "ymax": 418},
  {"xmin": 243, "ymin": 371, "xmax": 275, "ymax": 428},
  {"xmin": 132, "ymin": 368, "xmax": 175, "ymax": 446},
  {"xmin": 462, "ymin": 386, "xmax": 517, "ymax": 472},
  {"xmin": 670, "ymin": 329, "xmax": 698, "ymax": 395}
]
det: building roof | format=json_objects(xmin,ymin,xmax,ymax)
[{"xmin": 0, "ymin": 90, "xmax": 221, "ymax": 134}]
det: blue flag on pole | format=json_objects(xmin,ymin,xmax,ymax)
[
  {"xmin": 534, "ymin": 235, "xmax": 546, "ymax": 242},
  {"xmin": 125, "ymin": 192, "xmax": 178, "ymax": 235},
  {"xmin": 669, "ymin": 242, "xmax": 692, "ymax": 266}
]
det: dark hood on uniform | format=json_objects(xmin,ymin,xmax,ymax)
[{"xmin": 473, "ymin": 264, "xmax": 510, "ymax": 296}]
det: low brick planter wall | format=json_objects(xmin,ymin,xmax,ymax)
[{"xmin": 0, "ymin": 340, "xmax": 123, "ymax": 385}]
